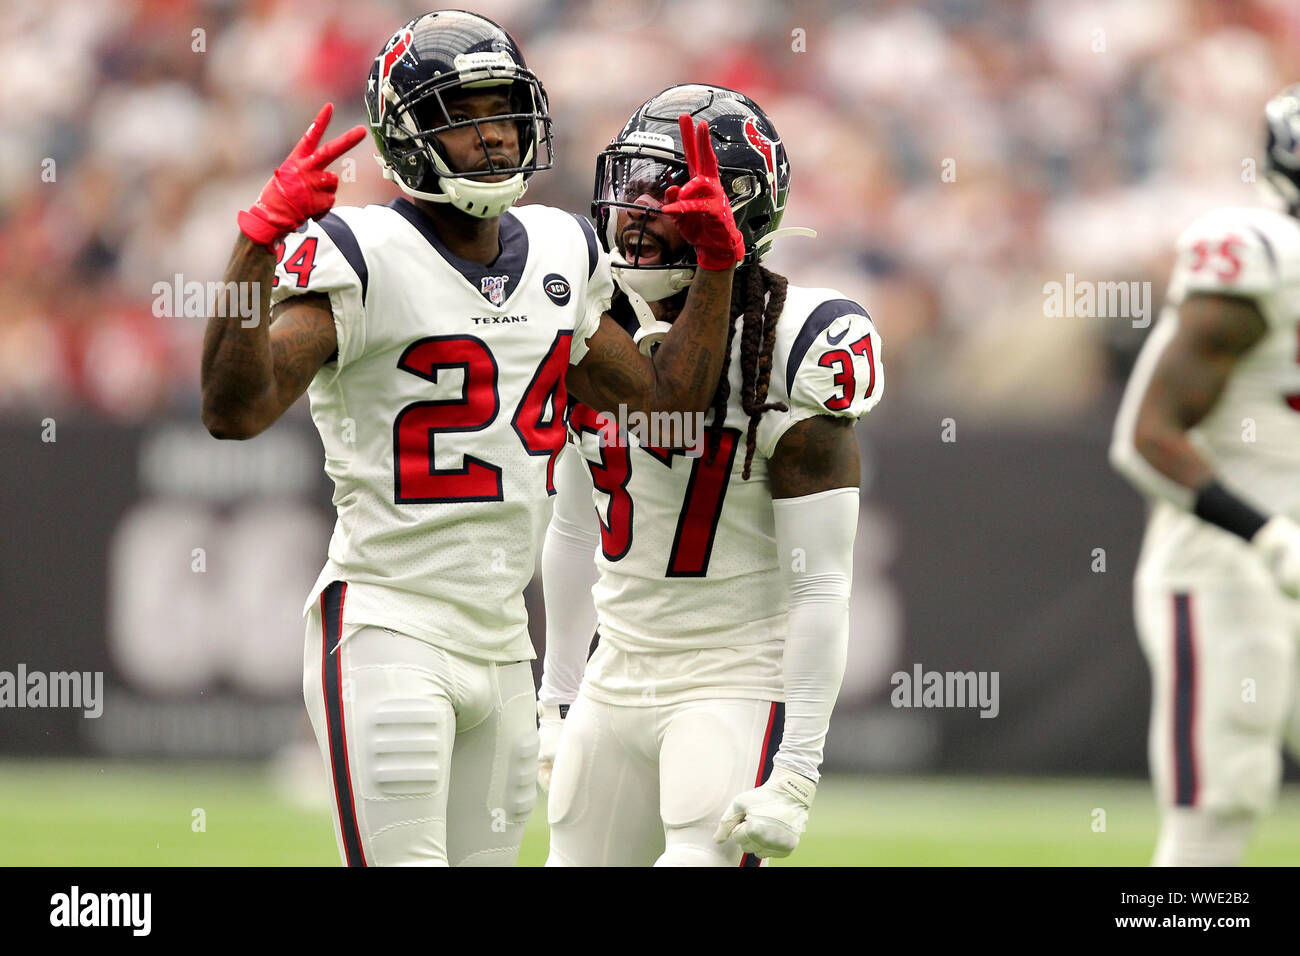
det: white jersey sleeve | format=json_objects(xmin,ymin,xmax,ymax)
[
  {"xmin": 568, "ymin": 215, "xmax": 613, "ymax": 366},
  {"xmin": 1127, "ymin": 205, "xmax": 1300, "ymax": 584},
  {"xmin": 268, "ymin": 211, "xmax": 368, "ymax": 366},
  {"xmin": 757, "ymin": 291, "xmax": 884, "ymax": 458},
  {"xmin": 1172, "ymin": 208, "xmax": 1286, "ymax": 324}
]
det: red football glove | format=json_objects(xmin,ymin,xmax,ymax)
[
  {"xmin": 660, "ymin": 114, "xmax": 745, "ymax": 271},
  {"xmin": 237, "ymin": 103, "xmax": 367, "ymax": 248}
]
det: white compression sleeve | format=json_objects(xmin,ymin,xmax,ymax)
[
  {"xmin": 771, "ymin": 487, "xmax": 859, "ymax": 783},
  {"xmin": 539, "ymin": 445, "xmax": 601, "ymax": 707}
]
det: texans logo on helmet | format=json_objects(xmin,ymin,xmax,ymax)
[
  {"xmin": 743, "ymin": 116, "xmax": 778, "ymax": 207},
  {"xmin": 543, "ymin": 274, "xmax": 571, "ymax": 307},
  {"xmin": 481, "ymin": 275, "xmax": 509, "ymax": 307},
  {"xmin": 376, "ymin": 28, "xmax": 415, "ymax": 119}
]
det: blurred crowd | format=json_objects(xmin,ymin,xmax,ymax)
[{"xmin": 2, "ymin": 0, "xmax": 1298, "ymax": 421}]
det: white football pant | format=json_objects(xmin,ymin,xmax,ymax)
[
  {"xmin": 304, "ymin": 582, "xmax": 538, "ymax": 866},
  {"xmin": 1135, "ymin": 580, "xmax": 1300, "ymax": 865},
  {"xmin": 546, "ymin": 692, "xmax": 785, "ymax": 867}
]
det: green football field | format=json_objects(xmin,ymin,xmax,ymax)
[{"xmin": 4, "ymin": 759, "xmax": 1300, "ymax": 866}]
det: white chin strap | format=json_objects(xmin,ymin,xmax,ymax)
[
  {"xmin": 610, "ymin": 258, "xmax": 696, "ymax": 302},
  {"xmin": 625, "ymin": 287, "xmax": 673, "ymax": 355},
  {"xmin": 611, "ymin": 227, "xmax": 819, "ymax": 355},
  {"xmin": 609, "ymin": 250, "xmax": 694, "ymax": 355},
  {"xmin": 754, "ymin": 225, "xmax": 818, "ymax": 250},
  {"xmin": 375, "ymin": 153, "xmax": 528, "ymax": 219}
]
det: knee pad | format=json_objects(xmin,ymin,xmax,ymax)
[
  {"xmin": 367, "ymin": 695, "xmax": 450, "ymax": 798},
  {"xmin": 497, "ymin": 685, "xmax": 540, "ymax": 826},
  {"xmin": 547, "ymin": 709, "xmax": 591, "ymax": 826},
  {"xmin": 1217, "ymin": 745, "xmax": 1281, "ymax": 813},
  {"xmin": 1203, "ymin": 705, "xmax": 1284, "ymax": 812},
  {"xmin": 362, "ymin": 693, "xmax": 454, "ymax": 866},
  {"xmin": 659, "ymin": 708, "xmax": 742, "ymax": 828}
]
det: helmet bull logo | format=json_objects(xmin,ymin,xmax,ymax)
[
  {"xmin": 376, "ymin": 28, "xmax": 415, "ymax": 120},
  {"xmin": 743, "ymin": 116, "xmax": 777, "ymax": 205}
]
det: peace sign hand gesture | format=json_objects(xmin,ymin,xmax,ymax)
[
  {"xmin": 237, "ymin": 103, "xmax": 368, "ymax": 248},
  {"xmin": 659, "ymin": 114, "xmax": 745, "ymax": 271}
]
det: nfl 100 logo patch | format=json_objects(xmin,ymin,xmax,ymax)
[{"xmin": 480, "ymin": 275, "xmax": 509, "ymax": 307}]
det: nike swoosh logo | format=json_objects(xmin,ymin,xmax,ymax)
[{"xmin": 826, "ymin": 324, "xmax": 848, "ymax": 345}]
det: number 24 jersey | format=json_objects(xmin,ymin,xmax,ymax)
[{"xmin": 271, "ymin": 198, "xmax": 611, "ymax": 661}]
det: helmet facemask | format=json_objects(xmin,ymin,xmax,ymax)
[
  {"xmin": 593, "ymin": 142, "xmax": 762, "ymax": 303},
  {"xmin": 371, "ymin": 52, "xmax": 553, "ymax": 218},
  {"xmin": 590, "ymin": 84, "xmax": 817, "ymax": 352},
  {"xmin": 1265, "ymin": 86, "xmax": 1300, "ymax": 215}
]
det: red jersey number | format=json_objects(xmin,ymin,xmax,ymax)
[
  {"xmin": 571, "ymin": 411, "xmax": 740, "ymax": 576},
  {"xmin": 819, "ymin": 332, "xmax": 876, "ymax": 412},
  {"xmin": 1188, "ymin": 236, "xmax": 1244, "ymax": 283},
  {"xmin": 394, "ymin": 332, "xmax": 572, "ymax": 503}
]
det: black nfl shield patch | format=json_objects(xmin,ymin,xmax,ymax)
[{"xmin": 543, "ymin": 273, "xmax": 571, "ymax": 307}]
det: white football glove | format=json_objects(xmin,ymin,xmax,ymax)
[
  {"xmin": 1252, "ymin": 516, "xmax": 1300, "ymax": 599},
  {"xmin": 714, "ymin": 767, "xmax": 816, "ymax": 859},
  {"xmin": 537, "ymin": 703, "xmax": 566, "ymax": 792}
]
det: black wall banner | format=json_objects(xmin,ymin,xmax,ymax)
[{"xmin": 1, "ymin": 410, "xmax": 1173, "ymax": 777}]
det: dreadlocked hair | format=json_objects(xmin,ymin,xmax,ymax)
[{"xmin": 704, "ymin": 264, "xmax": 790, "ymax": 480}]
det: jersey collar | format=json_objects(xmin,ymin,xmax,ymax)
[{"xmin": 387, "ymin": 198, "xmax": 529, "ymax": 308}]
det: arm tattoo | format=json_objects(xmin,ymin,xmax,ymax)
[
  {"xmin": 201, "ymin": 233, "xmax": 334, "ymax": 436},
  {"xmin": 270, "ymin": 299, "xmax": 336, "ymax": 406},
  {"xmin": 201, "ymin": 236, "xmax": 276, "ymax": 408},
  {"xmin": 568, "ymin": 267, "xmax": 734, "ymax": 416},
  {"xmin": 581, "ymin": 326, "xmax": 652, "ymax": 414}
]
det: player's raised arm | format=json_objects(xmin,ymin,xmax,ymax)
[
  {"xmin": 201, "ymin": 103, "xmax": 365, "ymax": 439},
  {"xmin": 1110, "ymin": 288, "xmax": 1300, "ymax": 596},
  {"xmin": 565, "ymin": 116, "xmax": 742, "ymax": 417}
]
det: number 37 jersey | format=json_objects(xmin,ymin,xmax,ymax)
[
  {"xmin": 270, "ymin": 198, "xmax": 610, "ymax": 661},
  {"xmin": 566, "ymin": 286, "xmax": 882, "ymax": 703}
]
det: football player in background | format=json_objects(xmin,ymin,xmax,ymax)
[
  {"xmin": 537, "ymin": 85, "xmax": 883, "ymax": 866},
  {"xmin": 200, "ymin": 11, "xmax": 745, "ymax": 866},
  {"xmin": 1110, "ymin": 85, "xmax": 1300, "ymax": 866}
]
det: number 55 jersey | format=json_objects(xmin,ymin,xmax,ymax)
[
  {"xmin": 566, "ymin": 286, "xmax": 882, "ymax": 705},
  {"xmin": 270, "ymin": 198, "xmax": 610, "ymax": 661}
]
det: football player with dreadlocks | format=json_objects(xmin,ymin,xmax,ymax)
[
  {"xmin": 537, "ymin": 85, "xmax": 884, "ymax": 866},
  {"xmin": 200, "ymin": 12, "xmax": 744, "ymax": 867},
  {"xmin": 1110, "ymin": 84, "xmax": 1300, "ymax": 866}
]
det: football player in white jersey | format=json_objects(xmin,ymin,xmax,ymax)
[
  {"xmin": 200, "ymin": 12, "xmax": 746, "ymax": 867},
  {"xmin": 1110, "ymin": 85, "xmax": 1300, "ymax": 866},
  {"xmin": 537, "ymin": 85, "xmax": 884, "ymax": 866}
]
